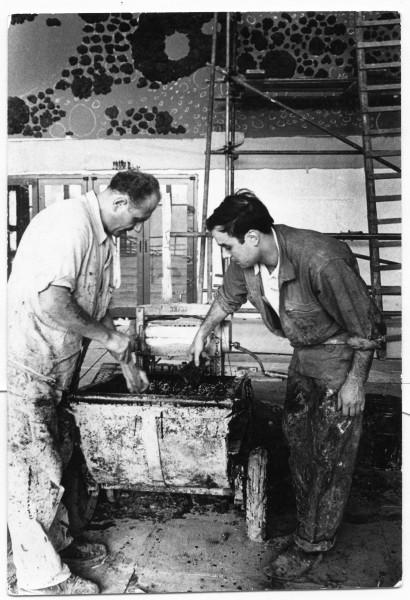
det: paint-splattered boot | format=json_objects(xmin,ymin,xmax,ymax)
[
  {"xmin": 60, "ymin": 541, "xmax": 108, "ymax": 569},
  {"xmin": 263, "ymin": 543, "xmax": 322, "ymax": 581},
  {"xmin": 18, "ymin": 574, "xmax": 100, "ymax": 595}
]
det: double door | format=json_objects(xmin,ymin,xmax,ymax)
[{"xmin": 7, "ymin": 174, "xmax": 198, "ymax": 307}]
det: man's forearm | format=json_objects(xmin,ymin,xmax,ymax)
[
  {"xmin": 197, "ymin": 300, "xmax": 229, "ymax": 340},
  {"xmin": 348, "ymin": 349, "xmax": 374, "ymax": 383},
  {"xmin": 39, "ymin": 285, "xmax": 112, "ymax": 345}
]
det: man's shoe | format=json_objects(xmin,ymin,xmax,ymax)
[
  {"xmin": 267, "ymin": 532, "xmax": 295, "ymax": 553},
  {"xmin": 60, "ymin": 541, "xmax": 108, "ymax": 569},
  {"xmin": 263, "ymin": 543, "xmax": 322, "ymax": 581},
  {"xmin": 18, "ymin": 574, "xmax": 100, "ymax": 595}
]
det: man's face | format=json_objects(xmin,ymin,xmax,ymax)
[
  {"xmin": 109, "ymin": 192, "xmax": 159, "ymax": 236},
  {"xmin": 212, "ymin": 228, "xmax": 260, "ymax": 269}
]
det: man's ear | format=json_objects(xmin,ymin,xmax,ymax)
[
  {"xmin": 112, "ymin": 193, "xmax": 129, "ymax": 210},
  {"xmin": 245, "ymin": 229, "xmax": 260, "ymax": 246}
]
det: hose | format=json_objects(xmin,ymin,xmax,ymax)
[{"xmin": 229, "ymin": 342, "xmax": 288, "ymax": 380}]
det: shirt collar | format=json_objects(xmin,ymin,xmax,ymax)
[
  {"xmin": 254, "ymin": 227, "xmax": 280, "ymax": 278},
  {"xmin": 84, "ymin": 191, "xmax": 109, "ymax": 246},
  {"xmin": 274, "ymin": 225, "xmax": 296, "ymax": 284},
  {"xmin": 254, "ymin": 226, "xmax": 296, "ymax": 285}
]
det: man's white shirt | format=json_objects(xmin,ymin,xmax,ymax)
[{"xmin": 254, "ymin": 227, "xmax": 281, "ymax": 317}]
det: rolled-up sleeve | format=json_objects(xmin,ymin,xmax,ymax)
[
  {"xmin": 314, "ymin": 258, "xmax": 385, "ymax": 339},
  {"xmin": 215, "ymin": 261, "xmax": 248, "ymax": 315}
]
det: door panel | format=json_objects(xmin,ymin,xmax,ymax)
[
  {"xmin": 147, "ymin": 179, "xmax": 196, "ymax": 305},
  {"xmin": 91, "ymin": 175, "xmax": 197, "ymax": 308},
  {"xmin": 7, "ymin": 182, "xmax": 36, "ymax": 276},
  {"xmin": 39, "ymin": 178, "xmax": 87, "ymax": 210}
]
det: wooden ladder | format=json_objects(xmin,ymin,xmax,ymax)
[{"xmin": 355, "ymin": 12, "xmax": 401, "ymax": 331}]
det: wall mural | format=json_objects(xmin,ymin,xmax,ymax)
[{"xmin": 8, "ymin": 12, "xmax": 400, "ymax": 139}]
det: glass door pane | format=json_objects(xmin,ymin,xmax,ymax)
[
  {"xmin": 7, "ymin": 183, "xmax": 33, "ymax": 276},
  {"xmin": 148, "ymin": 180, "xmax": 196, "ymax": 304},
  {"xmin": 39, "ymin": 178, "xmax": 87, "ymax": 210}
]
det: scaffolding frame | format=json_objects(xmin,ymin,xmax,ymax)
[{"xmin": 198, "ymin": 12, "xmax": 401, "ymax": 332}]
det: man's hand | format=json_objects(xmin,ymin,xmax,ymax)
[
  {"xmin": 188, "ymin": 333, "xmax": 208, "ymax": 367},
  {"xmin": 337, "ymin": 374, "xmax": 365, "ymax": 417},
  {"xmin": 120, "ymin": 362, "xmax": 149, "ymax": 393},
  {"xmin": 105, "ymin": 330, "xmax": 133, "ymax": 363}
]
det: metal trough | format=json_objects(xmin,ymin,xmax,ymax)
[{"xmin": 71, "ymin": 365, "xmax": 245, "ymax": 496}]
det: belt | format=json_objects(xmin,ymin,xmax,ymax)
[{"xmin": 321, "ymin": 334, "xmax": 385, "ymax": 350}]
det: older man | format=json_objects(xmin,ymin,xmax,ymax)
[
  {"xmin": 8, "ymin": 170, "xmax": 160, "ymax": 594},
  {"xmin": 190, "ymin": 189, "xmax": 384, "ymax": 581}
]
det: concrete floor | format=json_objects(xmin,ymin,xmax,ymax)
[
  {"xmin": 7, "ymin": 477, "xmax": 402, "ymax": 594},
  {"xmin": 64, "ymin": 472, "xmax": 402, "ymax": 593}
]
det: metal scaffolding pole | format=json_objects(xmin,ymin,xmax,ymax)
[
  {"xmin": 225, "ymin": 13, "xmax": 234, "ymax": 197},
  {"xmin": 198, "ymin": 13, "xmax": 218, "ymax": 303}
]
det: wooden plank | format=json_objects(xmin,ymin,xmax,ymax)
[
  {"xmin": 363, "ymin": 83, "xmax": 401, "ymax": 91},
  {"xmin": 377, "ymin": 218, "xmax": 401, "ymax": 224},
  {"xmin": 357, "ymin": 40, "xmax": 400, "ymax": 48},
  {"xmin": 358, "ymin": 19, "xmax": 400, "ymax": 26},
  {"xmin": 374, "ymin": 194, "xmax": 401, "ymax": 202},
  {"xmin": 380, "ymin": 286, "xmax": 401, "ymax": 294},
  {"xmin": 376, "ymin": 241, "xmax": 401, "ymax": 247},
  {"xmin": 331, "ymin": 233, "xmax": 400, "ymax": 240},
  {"xmin": 211, "ymin": 149, "xmax": 361, "ymax": 155},
  {"xmin": 246, "ymin": 448, "xmax": 268, "ymax": 542},
  {"xmin": 370, "ymin": 172, "xmax": 401, "ymax": 179},
  {"xmin": 161, "ymin": 187, "xmax": 173, "ymax": 303},
  {"xmin": 364, "ymin": 106, "xmax": 400, "ymax": 113},
  {"xmin": 368, "ymin": 128, "xmax": 401, "ymax": 135},
  {"xmin": 360, "ymin": 61, "xmax": 401, "ymax": 70},
  {"xmin": 383, "ymin": 310, "xmax": 401, "ymax": 318},
  {"xmin": 368, "ymin": 150, "xmax": 401, "ymax": 157},
  {"xmin": 386, "ymin": 334, "xmax": 402, "ymax": 342},
  {"xmin": 140, "ymin": 411, "xmax": 166, "ymax": 484},
  {"xmin": 374, "ymin": 264, "xmax": 401, "ymax": 271}
]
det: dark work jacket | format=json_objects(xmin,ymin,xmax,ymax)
[{"xmin": 215, "ymin": 224, "xmax": 384, "ymax": 349}]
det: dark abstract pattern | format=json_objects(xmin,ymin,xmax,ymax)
[
  {"xmin": 129, "ymin": 13, "xmax": 225, "ymax": 84},
  {"xmin": 237, "ymin": 12, "xmax": 356, "ymax": 78},
  {"xmin": 104, "ymin": 104, "xmax": 186, "ymax": 136},
  {"xmin": 10, "ymin": 14, "xmax": 37, "ymax": 25},
  {"xmin": 8, "ymin": 12, "xmax": 400, "ymax": 139}
]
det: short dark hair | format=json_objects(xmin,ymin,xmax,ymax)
[
  {"xmin": 206, "ymin": 189, "xmax": 274, "ymax": 242},
  {"xmin": 109, "ymin": 169, "xmax": 161, "ymax": 206}
]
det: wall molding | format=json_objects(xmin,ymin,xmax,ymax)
[{"xmin": 7, "ymin": 135, "xmax": 389, "ymax": 173}]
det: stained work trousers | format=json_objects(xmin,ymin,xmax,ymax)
[
  {"xmin": 8, "ymin": 366, "xmax": 74, "ymax": 591},
  {"xmin": 283, "ymin": 345, "xmax": 364, "ymax": 552}
]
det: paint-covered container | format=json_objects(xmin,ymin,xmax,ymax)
[{"xmin": 70, "ymin": 363, "xmax": 252, "ymax": 496}]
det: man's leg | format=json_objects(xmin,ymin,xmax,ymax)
[
  {"xmin": 288, "ymin": 383, "xmax": 363, "ymax": 551},
  {"xmin": 8, "ymin": 388, "xmax": 72, "ymax": 591},
  {"xmin": 8, "ymin": 365, "xmax": 105, "ymax": 594},
  {"xmin": 266, "ymin": 358, "xmax": 363, "ymax": 579}
]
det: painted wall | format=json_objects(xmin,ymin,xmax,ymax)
[{"xmin": 8, "ymin": 11, "xmax": 400, "ymax": 140}]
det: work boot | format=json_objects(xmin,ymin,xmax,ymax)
[
  {"xmin": 18, "ymin": 573, "xmax": 100, "ymax": 595},
  {"xmin": 60, "ymin": 541, "xmax": 108, "ymax": 569},
  {"xmin": 267, "ymin": 532, "xmax": 295, "ymax": 553},
  {"xmin": 263, "ymin": 543, "xmax": 322, "ymax": 581}
]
